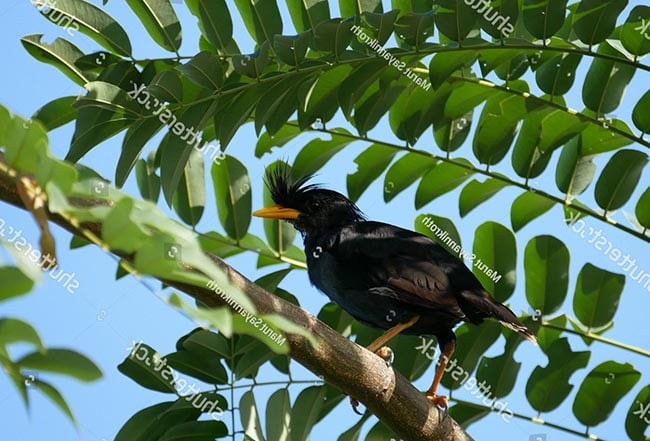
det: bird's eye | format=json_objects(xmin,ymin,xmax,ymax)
[{"xmin": 308, "ymin": 200, "xmax": 321, "ymax": 211}]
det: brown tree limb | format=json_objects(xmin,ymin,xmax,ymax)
[{"xmin": 0, "ymin": 153, "xmax": 474, "ymax": 441}]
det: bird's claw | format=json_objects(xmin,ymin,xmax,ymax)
[
  {"xmin": 349, "ymin": 396, "xmax": 364, "ymax": 415},
  {"xmin": 426, "ymin": 393, "xmax": 448, "ymax": 409},
  {"xmin": 376, "ymin": 346, "xmax": 394, "ymax": 367}
]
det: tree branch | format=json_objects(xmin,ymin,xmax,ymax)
[{"xmin": 0, "ymin": 153, "xmax": 473, "ymax": 441}]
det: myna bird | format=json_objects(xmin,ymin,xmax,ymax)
[{"xmin": 253, "ymin": 162, "xmax": 536, "ymax": 409}]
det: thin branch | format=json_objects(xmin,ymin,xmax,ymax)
[
  {"xmin": 541, "ymin": 321, "xmax": 650, "ymax": 357},
  {"xmin": 286, "ymin": 123, "xmax": 650, "ymax": 244}
]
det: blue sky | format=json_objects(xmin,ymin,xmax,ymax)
[{"xmin": 0, "ymin": 1, "xmax": 648, "ymax": 441}]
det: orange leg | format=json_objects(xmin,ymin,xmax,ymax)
[
  {"xmin": 366, "ymin": 315, "xmax": 420, "ymax": 353},
  {"xmin": 425, "ymin": 338, "xmax": 455, "ymax": 408}
]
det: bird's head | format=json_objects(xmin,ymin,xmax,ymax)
[{"xmin": 252, "ymin": 162, "xmax": 365, "ymax": 236}]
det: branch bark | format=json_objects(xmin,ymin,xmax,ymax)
[{"xmin": 0, "ymin": 154, "xmax": 474, "ymax": 441}]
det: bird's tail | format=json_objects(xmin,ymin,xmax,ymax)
[{"xmin": 460, "ymin": 290, "xmax": 537, "ymax": 345}]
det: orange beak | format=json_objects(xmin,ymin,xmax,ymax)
[{"xmin": 252, "ymin": 204, "xmax": 301, "ymax": 220}]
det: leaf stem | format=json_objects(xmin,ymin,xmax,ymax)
[{"xmin": 541, "ymin": 321, "xmax": 650, "ymax": 357}]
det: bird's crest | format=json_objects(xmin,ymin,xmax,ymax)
[{"xmin": 265, "ymin": 161, "xmax": 321, "ymax": 206}]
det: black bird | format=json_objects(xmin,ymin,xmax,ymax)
[{"xmin": 253, "ymin": 163, "xmax": 536, "ymax": 408}]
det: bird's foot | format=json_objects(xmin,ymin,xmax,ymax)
[
  {"xmin": 349, "ymin": 396, "xmax": 364, "ymax": 415},
  {"xmin": 426, "ymin": 393, "xmax": 448, "ymax": 409},
  {"xmin": 375, "ymin": 346, "xmax": 394, "ymax": 367}
]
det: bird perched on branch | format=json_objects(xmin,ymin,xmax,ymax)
[{"xmin": 253, "ymin": 162, "xmax": 536, "ymax": 410}]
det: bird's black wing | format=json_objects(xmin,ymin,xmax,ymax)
[{"xmin": 333, "ymin": 221, "xmax": 482, "ymax": 320}]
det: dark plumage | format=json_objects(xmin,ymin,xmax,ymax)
[{"xmin": 254, "ymin": 162, "xmax": 536, "ymax": 407}]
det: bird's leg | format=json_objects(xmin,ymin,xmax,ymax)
[
  {"xmin": 366, "ymin": 314, "xmax": 420, "ymax": 357},
  {"xmin": 425, "ymin": 338, "xmax": 455, "ymax": 409},
  {"xmin": 349, "ymin": 315, "xmax": 420, "ymax": 414}
]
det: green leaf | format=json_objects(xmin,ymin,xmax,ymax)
[
  {"xmin": 181, "ymin": 329, "xmax": 231, "ymax": 360},
  {"xmin": 448, "ymin": 403, "xmax": 490, "ymax": 428},
  {"xmin": 234, "ymin": 0, "xmax": 283, "ymax": 44},
  {"xmin": 338, "ymin": 60, "xmax": 388, "ymax": 119},
  {"xmin": 274, "ymin": 33, "xmax": 311, "ymax": 66},
  {"xmin": 173, "ymin": 149, "xmax": 206, "ymax": 227},
  {"xmin": 510, "ymin": 191, "xmax": 555, "ymax": 232},
  {"xmin": 286, "ymin": 0, "xmax": 330, "ymax": 33},
  {"xmin": 240, "ymin": 390, "xmax": 265, "ymax": 441},
  {"xmin": 625, "ymin": 385, "xmax": 650, "ymax": 440},
  {"xmin": 38, "ymin": 0, "xmax": 132, "ymax": 56},
  {"xmin": 266, "ymin": 388, "xmax": 290, "ymax": 441},
  {"xmin": 33, "ymin": 379, "xmax": 76, "ymax": 424},
  {"xmin": 359, "ymin": 10, "xmax": 400, "ymax": 46},
  {"xmin": 636, "ymin": 187, "xmax": 650, "ymax": 229},
  {"xmin": 255, "ymin": 124, "xmax": 302, "ymax": 158},
  {"xmin": 473, "ymin": 85, "xmax": 529, "ymax": 166},
  {"xmin": 126, "ymin": 0, "xmax": 181, "ymax": 52},
  {"xmin": 116, "ymin": 118, "xmax": 163, "ymax": 187},
  {"xmin": 594, "ymin": 149, "xmax": 648, "ymax": 212},
  {"xmin": 632, "ymin": 89, "xmax": 650, "ymax": 134},
  {"xmin": 165, "ymin": 350, "xmax": 228, "ymax": 384},
  {"xmin": 177, "ymin": 51, "xmax": 224, "ymax": 91},
  {"xmin": 434, "ymin": 1, "xmax": 475, "ymax": 41},
  {"xmin": 135, "ymin": 157, "xmax": 161, "ymax": 202},
  {"xmin": 440, "ymin": 321, "xmax": 503, "ymax": 391},
  {"xmin": 472, "ymin": 222, "xmax": 516, "ymax": 302},
  {"xmin": 32, "ymin": 96, "xmax": 78, "ymax": 131},
  {"xmin": 573, "ymin": 0, "xmax": 627, "ymax": 46},
  {"xmin": 365, "ymin": 421, "xmax": 400, "ymax": 440},
  {"xmin": 573, "ymin": 361, "xmax": 640, "ymax": 427},
  {"xmin": 160, "ymin": 100, "xmax": 216, "ymax": 205},
  {"xmin": 415, "ymin": 214, "xmax": 463, "ymax": 259},
  {"xmin": 535, "ymin": 53, "xmax": 581, "ymax": 96},
  {"xmin": 74, "ymin": 81, "xmax": 142, "ymax": 117},
  {"xmin": 160, "ymin": 421, "xmax": 228, "ymax": 441},
  {"xmin": 290, "ymin": 386, "xmax": 325, "ymax": 441},
  {"xmin": 573, "ymin": 263, "xmax": 624, "ymax": 329},
  {"xmin": 526, "ymin": 338, "xmax": 590, "ymax": 412},
  {"xmin": 148, "ymin": 71, "xmax": 184, "ymax": 104},
  {"xmin": 524, "ymin": 235, "xmax": 570, "ymax": 316},
  {"xmin": 185, "ymin": 0, "xmax": 234, "ymax": 53},
  {"xmin": 118, "ymin": 343, "xmax": 176, "ymax": 393},
  {"xmin": 0, "ymin": 267, "xmax": 35, "ymax": 301},
  {"xmin": 115, "ymin": 401, "xmax": 200, "ymax": 441},
  {"xmin": 233, "ymin": 42, "xmax": 270, "ymax": 78},
  {"xmin": 476, "ymin": 351, "xmax": 520, "ymax": 398},
  {"xmin": 582, "ymin": 41, "xmax": 637, "ymax": 114},
  {"xmin": 346, "ymin": 144, "xmax": 396, "ymax": 202},
  {"xmin": 523, "ymin": 0, "xmax": 568, "ymax": 39},
  {"xmin": 298, "ymin": 64, "xmax": 351, "ymax": 130},
  {"xmin": 433, "ymin": 112, "xmax": 473, "ymax": 153},
  {"xmin": 17, "ymin": 349, "xmax": 101, "ymax": 382},
  {"xmin": 458, "ymin": 177, "xmax": 510, "ymax": 217},
  {"xmin": 212, "ymin": 155, "xmax": 252, "ymax": 241},
  {"xmin": 415, "ymin": 159, "xmax": 474, "ymax": 208},
  {"xmin": 620, "ymin": 6, "xmax": 650, "ymax": 56},
  {"xmin": 67, "ymin": 107, "xmax": 132, "ymax": 163},
  {"xmin": 555, "ymin": 138, "xmax": 596, "ymax": 196},
  {"xmin": 579, "ymin": 118, "xmax": 633, "ymax": 156},
  {"xmin": 337, "ymin": 413, "xmax": 370, "ymax": 441},
  {"xmin": 383, "ymin": 153, "xmax": 437, "ymax": 202},
  {"xmin": 21, "ymin": 35, "xmax": 91, "ymax": 86},
  {"xmin": 0, "ymin": 318, "xmax": 44, "ymax": 351},
  {"xmin": 291, "ymin": 130, "xmax": 353, "ymax": 178},
  {"xmin": 429, "ymin": 51, "xmax": 478, "ymax": 89},
  {"xmin": 215, "ymin": 85, "xmax": 260, "ymax": 147}
]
